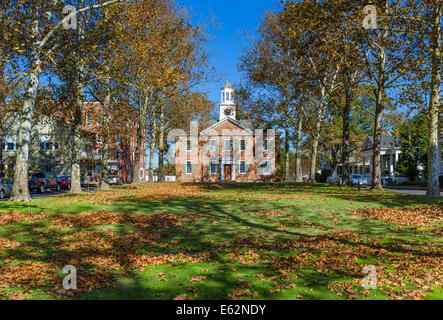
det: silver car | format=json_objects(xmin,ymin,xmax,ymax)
[
  {"xmin": 109, "ymin": 175, "xmax": 122, "ymax": 185},
  {"xmin": 0, "ymin": 178, "xmax": 13, "ymax": 199}
]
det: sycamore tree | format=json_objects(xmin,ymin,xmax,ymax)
[
  {"xmin": 358, "ymin": 0, "xmax": 441, "ymax": 195},
  {"xmin": 277, "ymin": 0, "xmax": 343, "ymax": 182},
  {"xmin": 6, "ymin": 0, "xmax": 125, "ymax": 201},
  {"xmin": 416, "ymin": 0, "xmax": 442, "ymax": 197},
  {"xmin": 353, "ymin": 1, "xmax": 418, "ymax": 190},
  {"xmin": 239, "ymin": 7, "xmax": 311, "ymax": 182},
  {"xmin": 82, "ymin": 4, "xmax": 132, "ymax": 190},
  {"xmin": 321, "ymin": 1, "xmax": 368, "ymax": 186},
  {"xmin": 0, "ymin": 2, "xmax": 20, "ymax": 176},
  {"xmin": 394, "ymin": 0, "xmax": 442, "ymax": 196},
  {"xmin": 155, "ymin": 88, "xmax": 214, "ymax": 181},
  {"xmin": 115, "ymin": 0, "xmax": 212, "ymax": 184}
]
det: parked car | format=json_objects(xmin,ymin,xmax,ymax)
[
  {"xmin": 350, "ymin": 174, "xmax": 368, "ymax": 187},
  {"xmin": 28, "ymin": 171, "xmax": 60, "ymax": 193},
  {"xmin": 326, "ymin": 175, "xmax": 335, "ymax": 184},
  {"xmin": 391, "ymin": 172, "xmax": 409, "ymax": 184},
  {"xmin": 382, "ymin": 175, "xmax": 394, "ymax": 185},
  {"xmin": 57, "ymin": 176, "xmax": 71, "ymax": 190},
  {"xmin": 81, "ymin": 170, "xmax": 97, "ymax": 186},
  {"xmin": 332, "ymin": 174, "xmax": 343, "ymax": 185},
  {"xmin": 0, "ymin": 178, "xmax": 13, "ymax": 199},
  {"xmin": 108, "ymin": 175, "xmax": 122, "ymax": 185}
]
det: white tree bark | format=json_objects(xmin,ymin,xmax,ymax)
[
  {"xmin": 148, "ymin": 121, "xmax": 157, "ymax": 182},
  {"xmin": 10, "ymin": 3, "xmax": 41, "ymax": 202},
  {"xmin": 295, "ymin": 116, "xmax": 303, "ymax": 183},
  {"xmin": 70, "ymin": 3, "xmax": 86, "ymax": 194},
  {"xmin": 284, "ymin": 126, "xmax": 290, "ymax": 182},
  {"xmin": 426, "ymin": 2, "xmax": 442, "ymax": 197},
  {"xmin": 100, "ymin": 78, "xmax": 111, "ymax": 190},
  {"xmin": 157, "ymin": 105, "xmax": 165, "ymax": 182}
]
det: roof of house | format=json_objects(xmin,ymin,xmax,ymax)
[
  {"xmin": 362, "ymin": 135, "xmax": 401, "ymax": 151},
  {"xmin": 200, "ymin": 117, "xmax": 254, "ymax": 136}
]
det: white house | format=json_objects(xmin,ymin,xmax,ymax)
[{"xmin": 361, "ymin": 135, "xmax": 403, "ymax": 183}]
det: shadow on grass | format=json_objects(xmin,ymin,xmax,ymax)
[{"xmin": 0, "ymin": 182, "xmax": 441, "ymax": 300}]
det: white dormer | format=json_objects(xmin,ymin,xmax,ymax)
[{"xmin": 219, "ymin": 80, "xmax": 236, "ymax": 121}]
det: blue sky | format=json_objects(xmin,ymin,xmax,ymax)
[{"xmin": 178, "ymin": 0, "xmax": 280, "ymax": 106}]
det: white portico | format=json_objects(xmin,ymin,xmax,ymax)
[{"xmin": 361, "ymin": 136, "xmax": 402, "ymax": 183}]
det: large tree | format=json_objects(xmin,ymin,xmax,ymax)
[
  {"xmin": 7, "ymin": 0, "xmax": 125, "ymax": 201},
  {"xmin": 115, "ymin": 0, "xmax": 212, "ymax": 184}
]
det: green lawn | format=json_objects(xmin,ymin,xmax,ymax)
[{"xmin": 0, "ymin": 183, "xmax": 441, "ymax": 300}]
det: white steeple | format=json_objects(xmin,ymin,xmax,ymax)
[{"xmin": 219, "ymin": 80, "xmax": 236, "ymax": 121}]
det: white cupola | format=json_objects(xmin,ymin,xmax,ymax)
[{"xmin": 219, "ymin": 80, "xmax": 236, "ymax": 121}]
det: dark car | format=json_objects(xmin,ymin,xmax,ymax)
[
  {"xmin": 382, "ymin": 175, "xmax": 394, "ymax": 185},
  {"xmin": 29, "ymin": 171, "xmax": 60, "ymax": 193},
  {"xmin": 57, "ymin": 176, "xmax": 71, "ymax": 190}
]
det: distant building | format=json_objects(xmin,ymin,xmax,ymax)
[
  {"xmin": 82, "ymin": 102, "xmax": 146, "ymax": 183},
  {"xmin": 361, "ymin": 135, "xmax": 402, "ymax": 180},
  {"xmin": 175, "ymin": 81, "xmax": 280, "ymax": 182},
  {"xmin": 1, "ymin": 113, "xmax": 94, "ymax": 178},
  {"xmin": 330, "ymin": 134, "xmax": 441, "ymax": 184},
  {"xmin": 1, "ymin": 102, "xmax": 146, "ymax": 183}
]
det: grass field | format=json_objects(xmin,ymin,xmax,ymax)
[{"xmin": 0, "ymin": 183, "xmax": 441, "ymax": 300}]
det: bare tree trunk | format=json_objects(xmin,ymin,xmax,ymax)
[
  {"xmin": 295, "ymin": 116, "xmax": 303, "ymax": 183},
  {"xmin": 0, "ymin": 115, "xmax": 4, "ymax": 178},
  {"xmin": 133, "ymin": 96, "xmax": 147, "ymax": 184},
  {"xmin": 148, "ymin": 121, "xmax": 156, "ymax": 182},
  {"xmin": 100, "ymin": 80, "xmax": 111, "ymax": 190},
  {"xmin": 342, "ymin": 84, "xmax": 352, "ymax": 186},
  {"xmin": 371, "ymin": 96, "xmax": 384, "ymax": 190},
  {"xmin": 70, "ymin": 96, "xmax": 84, "ymax": 193},
  {"xmin": 70, "ymin": 7, "xmax": 86, "ymax": 194},
  {"xmin": 371, "ymin": 44, "xmax": 386, "ymax": 190},
  {"xmin": 157, "ymin": 149, "xmax": 164, "ymax": 182},
  {"xmin": 10, "ymin": 3, "xmax": 41, "ymax": 202},
  {"xmin": 0, "ymin": 61, "xmax": 5, "ymax": 177},
  {"xmin": 157, "ymin": 105, "xmax": 165, "ymax": 182},
  {"xmin": 427, "ymin": 3, "xmax": 442, "ymax": 197},
  {"xmin": 307, "ymin": 63, "xmax": 338, "ymax": 183},
  {"xmin": 284, "ymin": 125, "xmax": 290, "ymax": 182},
  {"xmin": 332, "ymin": 165, "xmax": 338, "ymax": 176},
  {"xmin": 309, "ymin": 107, "xmax": 324, "ymax": 182},
  {"xmin": 133, "ymin": 113, "xmax": 143, "ymax": 184}
]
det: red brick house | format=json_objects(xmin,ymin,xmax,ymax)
[
  {"xmin": 176, "ymin": 81, "xmax": 280, "ymax": 182},
  {"xmin": 82, "ymin": 102, "xmax": 146, "ymax": 183}
]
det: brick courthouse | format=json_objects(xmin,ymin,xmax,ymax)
[{"xmin": 175, "ymin": 81, "xmax": 280, "ymax": 182}]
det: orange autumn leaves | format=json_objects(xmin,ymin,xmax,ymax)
[
  {"xmin": 0, "ymin": 183, "xmax": 441, "ymax": 300},
  {"xmin": 350, "ymin": 205, "xmax": 442, "ymax": 227},
  {"xmin": 0, "ymin": 209, "xmax": 209, "ymax": 299}
]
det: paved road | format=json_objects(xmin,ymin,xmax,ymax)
[
  {"xmin": 0, "ymin": 186, "xmax": 97, "ymax": 201},
  {"xmin": 386, "ymin": 188, "xmax": 442, "ymax": 196}
]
